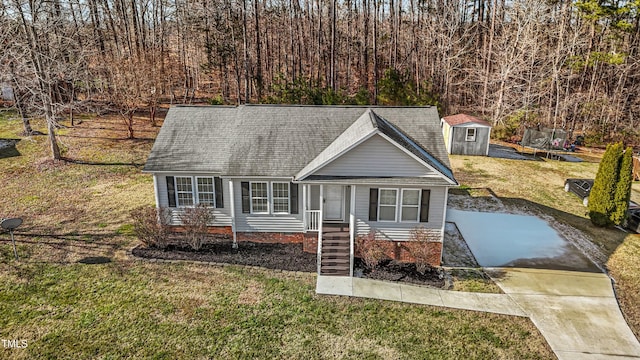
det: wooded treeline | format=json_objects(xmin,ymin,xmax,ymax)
[{"xmin": 1, "ymin": 0, "xmax": 640, "ymax": 159}]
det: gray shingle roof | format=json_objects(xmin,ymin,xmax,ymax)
[
  {"xmin": 144, "ymin": 105, "xmax": 455, "ymax": 183},
  {"xmin": 295, "ymin": 109, "xmax": 378, "ymax": 179}
]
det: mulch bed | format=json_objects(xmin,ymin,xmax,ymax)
[
  {"xmin": 133, "ymin": 239, "xmax": 445, "ymax": 288},
  {"xmin": 355, "ymin": 258, "xmax": 445, "ymax": 288},
  {"xmin": 132, "ymin": 240, "xmax": 317, "ymax": 273}
]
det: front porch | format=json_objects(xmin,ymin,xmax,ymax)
[{"xmin": 302, "ymin": 184, "xmax": 356, "ymax": 277}]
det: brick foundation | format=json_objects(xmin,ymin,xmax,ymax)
[
  {"xmin": 355, "ymin": 240, "xmax": 442, "ymax": 267},
  {"xmin": 167, "ymin": 227, "xmax": 442, "ymax": 266},
  {"xmin": 236, "ymin": 232, "xmax": 304, "ymax": 244},
  {"xmin": 302, "ymin": 233, "xmax": 319, "ymax": 254}
]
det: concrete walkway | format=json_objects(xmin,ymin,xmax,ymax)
[
  {"xmin": 316, "ymin": 275, "xmax": 526, "ymax": 316},
  {"xmin": 487, "ymin": 268, "xmax": 640, "ymax": 360},
  {"xmin": 317, "ymin": 269, "xmax": 640, "ymax": 359}
]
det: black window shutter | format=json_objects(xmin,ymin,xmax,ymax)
[
  {"xmin": 241, "ymin": 182, "xmax": 250, "ymax": 213},
  {"xmin": 214, "ymin": 177, "xmax": 224, "ymax": 208},
  {"xmin": 290, "ymin": 183, "xmax": 299, "ymax": 214},
  {"xmin": 420, "ymin": 189, "xmax": 431, "ymax": 223},
  {"xmin": 166, "ymin": 176, "xmax": 176, "ymax": 208},
  {"xmin": 369, "ymin": 188, "xmax": 378, "ymax": 221}
]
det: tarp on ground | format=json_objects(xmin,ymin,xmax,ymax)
[{"xmin": 521, "ymin": 127, "xmax": 567, "ymax": 150}]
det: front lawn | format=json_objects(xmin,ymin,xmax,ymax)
[{"xmin": 0, "ymin": 261, "xmax": 553, "ymax": 359}]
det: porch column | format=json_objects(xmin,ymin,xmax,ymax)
[
  {"xmin": 302, "ymin": 184, "xmax": 307, "ymax": 232},
  {"xmin": 228, "ymin": 180, "xmax": 237, "ymax": 249},
  {"xmin": 317, "ymin": 184, "xmax": 323, "ymax": 274},
  {"xmin": 349, "ymin": 185, "xmax": 356, "ymax": 277}
]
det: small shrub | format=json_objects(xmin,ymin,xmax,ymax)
[
  {"xmin": 355, "ymin": 230, "xmax": 388, "ymax": 269},
  {"xmin": 179, "ymin": 204, "xmax": 213, "ymax": 251},
  {"xmin": 408, "ymin": 226, "xmax": 439, "ymax": 274},
  {"xmin": 130, "ymin": 206, "xmax": 171, "ymax": 249}
]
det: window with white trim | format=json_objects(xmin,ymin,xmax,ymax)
[
  {"xmin": 272, "ymin": 182, "xmax": 290, "ymax": 214},
  {"xmin": 196, "ymin": 177, "xmax": 215, "ymax": 207},
  {"xmin": 465, "ymin": 128, "xmax": 476, "ymax": 142},
  {"xmin": 401, "ymin": 189, "xmax": 420, "ymax": 222},
  {"xmin": 175, "ymin": 176, "xmax": 194, "ymax": 206},
  {"xmin": 378, "ymin": 189, "xmax": 398, "ymax": 221},
  {"xmin": 250, "ymin": 182, "xmax": 269, "ymax": 213}
]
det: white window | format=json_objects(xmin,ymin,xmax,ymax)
[
  {"xmin": 272, "ymin": 182, "xmax": 290, "ymax": 214},
  {"xmin": 401, "ymin": 189, "xmax": 420, "ymax": 222},
  {"xmin": 196, "ymin": 177, "xmax": 215, "ymax": 207},
  {"xmin": 466, "ymin": 128, "xmax": 476, "ymax": 142},
  {"xmin": 250, "ymin": 182, "xmax": 269, "ymax": 214},
  {"xmin": 175, "ymin": 176, "xmax": 194, "ymax": 206},
  {"xmin": 378, "ymin": 189, "xmax": 398, "ymax": 222}
]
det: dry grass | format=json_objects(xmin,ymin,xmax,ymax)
[
  {"xmin": 450, "ymin": 269, "xmax": 503, "ymax": 293},
  {"xmin": 607, "ymin": 234, "xmax": 640, "ymax": 339},
  {"xmin": 0, "ymin": 111, "xmax": 555, "ymax": 359}
]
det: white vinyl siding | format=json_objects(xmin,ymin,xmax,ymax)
[
  {"xmin": 175, "ymin": 176, "xmax": 194, "ymax": 206},
  {"xmin": 154, "ymin": 174, "xmax": 232, "ymax": 226},
  {"xmin": 250, "ymin": 182, "xmax": 269, "ymax": 214},
  {"xmin": 315, "ymin": 134, "xmax": 435, "ymax": 177},
  {"xmin": 355, "ymin": 185, "xmax": 447, "ymax": 241}
]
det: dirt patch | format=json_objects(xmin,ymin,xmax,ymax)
[
  {"xmin": 132, "ymin": 240, "xmax": 317, "ymax": 273},
  {"xmin": 354, "ymin": 258, "xmax": 445, "ymax": 288}
]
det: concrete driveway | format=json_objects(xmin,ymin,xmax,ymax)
[
  {"xmin": 446, "ymin": 209, "xmax": 600, "ymax": 272},
  {"xmin": 487, "ymin": 268, "xmax": 640, "ymax": 359}
]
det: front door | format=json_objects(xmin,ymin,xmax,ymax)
[{"xmin": 324, "ymin": 185, "xmax": 344, "ymax": 221}]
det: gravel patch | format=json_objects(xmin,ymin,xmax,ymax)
[{"xmin": 442, "ymin": 222, "xmax": 479, "ymax": 267}]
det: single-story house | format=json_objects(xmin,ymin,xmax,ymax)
[
  {"xmin": 144, "ymin": 105, "xmax": 458, "ymax": 276},
  {"xmin": 441, "ymin": 114, "xmax": 492, "ymax": 156}
]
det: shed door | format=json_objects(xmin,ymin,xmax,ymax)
[{"xmin": 324, "ymin": 185, "xmax": 344, "ymax": 221}]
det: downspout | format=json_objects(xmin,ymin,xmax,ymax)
[
  {"xmin": 152, "ymin": 174, "xmax": 160, "ymax": 208},
  {"xmin": 302, "ymin": 184, "xmax": 307, "ymax": 232},
  {"xmin": 228, "ymin": 179, "xmax": 238, "ymax": 249}
]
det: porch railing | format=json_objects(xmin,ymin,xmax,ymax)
[{"xmin": 305, "ymin": 210, "xmax": 321, "ymax": 231}]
